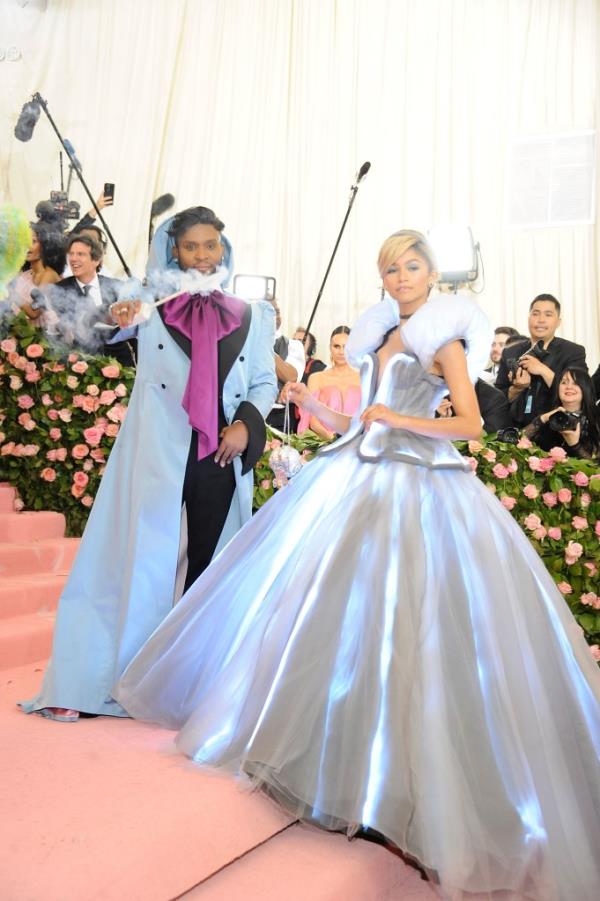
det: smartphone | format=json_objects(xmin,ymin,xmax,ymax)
[{"xmin": 104, "ymin": 182, "xmax": 115, "ymax": 202}]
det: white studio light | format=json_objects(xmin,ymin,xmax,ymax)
[
  {"xmin": 427, "ymin": 226, "xmax": 479, "ymax": 286},
  {"xmin": 233, "ymin": 274, "xmax": 276, "ymax": 301}
]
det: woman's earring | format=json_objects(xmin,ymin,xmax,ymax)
[{"xmin": 380, "ymin": 283, "xmax": 385, "ymax": 301}]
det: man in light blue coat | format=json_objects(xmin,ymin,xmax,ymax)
[{"xmin": 21, "ymin": 206, "xmax": 277, "ymax": 720}]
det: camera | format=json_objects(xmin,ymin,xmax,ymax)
[
  {"xmin": 496, "ymin": 427, "xmax": 520, "ymax": 445},
  {"xmin": 547, "ymin": 410, "xmax": 582, "ymax": 432},
  {"xmin": 508, "ymin": 341, "xmax": 548, "ymax": 378},
  {"xmin": 49, "ymin": 190, "xmax": 80, "ymax": 221}
]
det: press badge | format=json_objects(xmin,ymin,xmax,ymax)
[{"xmin": 525, "ymin": 393, "xmax": 533, "ymax": 415}]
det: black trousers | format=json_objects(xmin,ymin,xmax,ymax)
[{"xmin": 182, "ymin": 428, "xmax": 236, "ymax": 592}]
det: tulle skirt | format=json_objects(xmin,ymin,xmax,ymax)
[{"xmin": 115, "ymin": 438, "xmax": 600, "ymax": 901}]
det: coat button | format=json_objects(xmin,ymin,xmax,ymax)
[
  {"xmin": 161, "ymin": 383, "xmax": 166, "ymax": 389},
  {"xmin": 235, "ymin": 393, "xmax": 241, "ymax": 398},
  {"xmin": 239, "ymin": 355, "xmax": 245, "ymax": 362},
  {"xmin": 158, "ymin": 343, "xmax": 164, "ymax": 349}
]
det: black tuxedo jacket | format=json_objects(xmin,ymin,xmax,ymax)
[
  {"xmin": 158, "ymin": 302, "xmax": 265, "ymax": 474},
  {"xmin": 495, "ymin": 336, "xmax": 587, "ymax": 426}
]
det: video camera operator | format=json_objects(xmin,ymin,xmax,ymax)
[
  {"xmin": 495, "ymin": 294, "xmax": 587, "ymax": 426},
  {"xmin": 522, "ymin": 367, "xmax": 600, "ymax": 461}
]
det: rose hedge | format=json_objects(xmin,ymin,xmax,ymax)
[
  {"xmin": 0, "ymin": 312, "xmax": 135, "ymax": 535},
  {"xmin": 1, "ymin": 316, "xmax": 598, "ymax": 660},
  {"xmin": 254, "ymin": 429, "xmax": 600, "ymax": 662}
]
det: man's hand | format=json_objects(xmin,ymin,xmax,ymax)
[
  {"xmin": 283, "ymin": 381, "xmax": 312, "ymax": 409},
  {"xmin": 360, "ymin": 403, "xmax": 403, "ymax": 431},
  {"xmin": 110, "ymin": 299, "xmax": 141, "ymax": 328},
  {"xmin": 519, "ymin": 354, "xmax": 553, "ymax": 384},
  {"xmin": 214, "ymin": 421, "xmax": 249, "ymax": 467}
]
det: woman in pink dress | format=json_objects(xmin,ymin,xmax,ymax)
[{"xmin": 297, "ymin": 326, "xmax": 361, "ymax": 438}]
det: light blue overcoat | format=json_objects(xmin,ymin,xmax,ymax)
[{"xmin": 23, "ymin": 297, "xmax": 276, "ymax": 716}]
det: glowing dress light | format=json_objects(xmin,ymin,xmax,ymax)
[{"xmin": 116, "ymin": 294, "xmax": 600, "ymax": 901}]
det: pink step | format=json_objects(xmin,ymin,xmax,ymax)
[
  {"xmin": 0, "ymin": 484, "xmax": 17, "ymax": 513},
  {"xmin": 0, "ymin": 574, "xmax": 67, "ymax": 617},
  {"xmin": 0, "ymin": 612, "xmax": 54, "ymax": 669},
  {"xmin": 0, "ymin": 511, "xmax": 66, "ymax": 542},
  {"xmin": 184, "ymin": 823, "xmax": 438, "ymax": 900},
  {"xmin": 0, "ymin": 538, "xmax": 80, "ymax": 577}
]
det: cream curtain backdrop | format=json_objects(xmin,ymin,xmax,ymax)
[{"xmin": 0, "ymin": 0, "xmax": 598, "ymax": 365}]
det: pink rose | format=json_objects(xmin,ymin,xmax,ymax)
[
  {"xmin": 40, "ymin": 467, "xmax": 56, "ymax": 482},
  {"xmin": 17, "ymin": 412, "xmax": 32, "ymax": 425},
  {"xmin": 517, "ymin": 436, "xmax": 533, "ymax": 449},
  {"xmin": 549, "ymin": 446, "xmax": 567, "ymax": 462},
  {"xmin": 72, "ymin": 360, "xmax": 89, "ymax": 374},
  {"xmin": 523, "ymin": 484, "xmax": 538, "ymax": 500},
  {"xmin": 86, "ymin": 384, "xmax": 100, "ymax": 397},
  {"xmin": 81, "ymin": 396, "xmax": 99, "ymax": 414},
  {"xmin": 557, "ymin": 581, "xmax": 573, "ymax": 596},
  {"xmin": 468, "ymin": 440, "xmax": 483, "ymax": 454},
  {"xmin": 73, "ymin": 471, "xmax": 89, "ymax": 488},
  {"xmin": 90, "ymin": 448, "xmax": 106, "ymax": 463},
  {"xmin": 25, "ymin": 343, "xmax": 44, "ymax": 358},
  {"xmin": 466, "ymin": 457, "xmax": 478, "ymax": 472},
  {"xmin": 9, "ymin": 375, "xmax": 23, "ymax": 390},
  {"xmin": 528, "ymin": 456, "xmax": 542, "ymax": 472},
  {"xmin": 572, "ymin": 471, "xmax": 589, "ymax": 488},
  {"xmin": 565, "ymin": 541, "xmax": 583, "ymax": 565},
  {"xmin": 58, "ymin": 409, "xmax": 72, "ymax": 423},
  {"xmin": 14, "ymin": 356, "xmax": 27, "ymax": 371},
  {"xmin": 107, "ymin": 403, "xmax": 127, "ymax": 423},
  {"xmin": 24, "ymin": 360, "xmax": 37, "ymax": 373},
  {"xmin": 25, "ymin": 370, "xmax": 41, "ymax": 383},
  {"xmin": 114, "ymin": 383, "xmax": 127, "ymax": 398},
  {"xmin": 538, "ymin": 457, "xmax": 555, "ymax": 473},
  {"xmin": 1, "ymin": 442, "xmax": 15, "ymax": 456},
  {"xmin": 580, "ymin": 492, "xmax": 591, "ymax": 508},
  {"xmin": 83, "ymin": 459, "xmax": 94, "ymax": 472},
  {"xmin": 47, "ymin": 409, "xmax": 59, "ymax": 421},
  {"xmin": 533, "ymin": 526, "xmax": 547, "ymax": 540},
  {"xmin": 105, "ymin": 423, "xmax": 119, "ymax": 438},
  {"xmin": 595, "ymin": 520, "xmax": 600, "ymax": 537},
  {"xmin": 571, "ymin": 516, "xmax": 588, "ymax": 531},
  {"xmin": 46, "ymin": 449, "xmax": 57, "ymax": 462},
  {"xmin": 507, "ymin": 458, "xmax": 518, "ymax": 474},
  {"xmin": 72, "ymin": 444, "xmax": 90, "ymax": 459},
  {"xmin": 547, "ymin": 526, "xmax": 562, "ymax": 540},
  {"xmin": 1, "ymin": 337, "xmax": 17, "ymax": 353},
  {"xmin": 500, "ymin": 495, "xmax": 517, "ymax": 510},
  {"xmin": 81, "ymin": 495, "xmax": 94, "ymax": 508},
  {"xmin": 492, "ymin": 463, "xmax": 510, "ymax": 479},
  {"xmin": 101, "ymin": 364, "xmax": 120, "ymax": 378},
  {"xmin": 13, "ymin": 497, "xmax": 24, "ymax": 512},
  {"xmin": 0, "ymin": 432, "xmax": 4, "ymax": 443},
  {"xmin": 580, "ymin": 592, "xmax": 599, "ymax": 608},
  {"xmin": 83, "ymin": 426, "xmax": 104, "ymax": 446},
  {"xmin": 66, "ymin": 375, "xmax": 79, "ymax": 389},
  {"xmin": 99, "ymin": 389, "xmax": 116, "ymax": 405},
  {"xmin": 557, "ymin": 488, "xmax": 572, "ymax": 504},
  {"xmin": 41, "ymin": 393, "xmax": 52, "ymax": 406},
  {"xmin": 486, "ymin": 483, "xmax": 497, "ymax": 494},
  {"xmin": 68, "ymin": 353, "xmax": 79, "ymax": 363},
  {"xmin": 49, "ymin": 427, "xmax": 61, "ymax": 441},
  {"xmin": 260, "ymin": 479, "xmax": 271, "ymax": 489},
  {"xmin": 12, "ymin": 444, "xmax": 24, "ymax": 457},
  {"xmin": 55, "ymin": 447, "xmax": 68, "ymax": 462},
  {"xmin": 590, "ymin": 645, "xmax": 600, "ymax": 662},
  {"xmin": 482, "ymin": 449, "xmax": 497, "ymax": 463},
  {"xmin": 22, "ymin": 444, "xmax": 39, "ymax": 456},
  {"xmin": 71, "ymin": 484, "xmax": 85, "ymax": 498},
  {"xmin": 524, "ymin": 513, "xmax": 542, "ymax": 531},
  {"xmin": 17, "ymin": 394, "xmax": 34, "ymax": 410},
  {"xmin": 22, "ymin": 420, "xmax": 35, "ymax": 431},
  {"xmin": 542, "ymin": 491, "xmax": 557, "ymax": 508},
  {"xmin": 584, "ymin": 561, "xmax": 598, "ymax": 577}
]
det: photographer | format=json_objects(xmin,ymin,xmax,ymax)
[
  {"xmin": 522, "ymin": 367, "xmax": 599, "ymax": 460},
  {"xmin": 496, "ymin": 294, "xmax": 587, "ymax": 426}
]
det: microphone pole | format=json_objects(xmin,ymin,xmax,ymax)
[
  {"xmin": 304, "ymin": 161, "xmax": 371, "ymax": 335},
  {"xmin": 31, "ymin": 93, "xmax": 132, "ymax": 276}
]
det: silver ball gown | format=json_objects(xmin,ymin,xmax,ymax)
[{"xmin": 115, "ymin": 295, "xmax": 600, "ymax": 901}]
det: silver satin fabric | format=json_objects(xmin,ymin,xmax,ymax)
[{"xmin": 116, "ymin": 352, "xmax": 600, "ymax": 901}]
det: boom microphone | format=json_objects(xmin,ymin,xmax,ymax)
[
  {"xmin": 355, "ymin": 161, "xmax": 371, "ymax": 183},
  {"xmin": 151, "ymin": 193, "xmax": 175, "ymax": 218},
  {"xmin": 63, "ymin": 139, "xmax": 82, "ymax": 171},
  {"xmin": 14, "ymin": 99, "xmax": 41, "ymax": 142}
]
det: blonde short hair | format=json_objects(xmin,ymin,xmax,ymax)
[{"xmin": 377, "ymin": 229, "xmax": 437, "ymax": 278}]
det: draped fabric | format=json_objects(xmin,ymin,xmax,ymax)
[{"xmin": 1, "ymin": 0, "xmax": 598, "ymax": 365}]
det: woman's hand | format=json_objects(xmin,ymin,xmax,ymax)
[
  {"xmin": 110, "ymin": 299, "xmax": 141, "ymax": 327},
  {"xmin": 436, "ymin": 397, "xmax": 454, "ymax": 418},
  {"xmin": 283, "ymin": 381, "xmax": 312, "ymax": 409},
  {"xmin": 360, "ymin": 403, "xmax": 403, "ymax": 431},
  {"xmin": 214, "ymin": 421, "xmax": 249, "ymax": 466},
  {"xmin": 539, "ymin": 406, "xmax": 564, "ymax": 425}
]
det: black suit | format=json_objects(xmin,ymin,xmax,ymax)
[
  {"xmin": 50, "ymin": 275, "xmax": 136, "ymax": 367},
  {"xmin": 495, "ymin": 336, "xmax": 587, "ymax": 426},
  {"xmin": 158, "ymin": 303, "xmax": 267, "ymax": 591}
]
